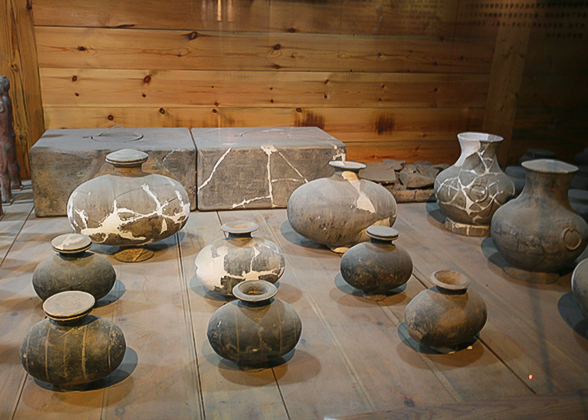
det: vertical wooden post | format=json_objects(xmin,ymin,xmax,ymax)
[{"xmin": 0, "ymin": 0, "xmax": 44, "ymax": 179}]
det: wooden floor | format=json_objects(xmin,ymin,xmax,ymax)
[{"xmin": 1, "ymin": 184, "xmax": 588, "ymax": 420}]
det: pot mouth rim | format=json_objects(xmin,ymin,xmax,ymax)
[
  {"xmin": 221, "ymin": 220, "xmax": 259, "ymax": 235},
  {"xmin": 106, "ymin": 149, "xmax": 149, "ymax": 167},
  {"xmin": 522, "ymin": 159, "xmax": 578, "ymax": 175},
  {"xmin": 43, "ymin": 291, "xmax": 95, "ymax": 321},
  {"xmin": 51, "ymin": 233, "xmax": 92, "ymax": 254},
  {"xmin": 366, "ymin": 225, "xmax": 398, "ymax": 241},
  {"xmin": 232, "ymin": 280, "xmax": 277, "ymax": 302},
  {"xmin": 329, "ymin": 161, "xmax": 366, "ymax": 171},
  {"xmin": 430, "ymin": 270, "xmax": 470, "ymax": 290},
  {"xmin": 457, "ymin": 132, "xmax": 503, "ymax": 143}
]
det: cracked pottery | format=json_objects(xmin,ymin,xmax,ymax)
[
  {"xmin": 572, "ymin": 259, "xmax": 588, "ymax": 320},
  {"xmin": 67, "ymin": 149, "xmax": 190, "ymax": 247},
  {"xmin": 340, "ymin": 226, "xmax": 413, "ymax": 293},
  {"xmin": 195, "ymin": 220, "xmax": 285, "ymax": 296},
  {"xmin": 491, "ymin": 159, "xmax": 588, "ymax": 284},
  {"xmin": 33, "ymin": 233, "xmax": 116, "ymax": 301},
  {"xmin": 207, "ymin": 280, "xmax": 302, "ymax": 367},
  {"xmin": 434, "ymin": 132, "xmax": 514, "ymax": 237},
  {"xmin": 20, "ymin": 291, "xmax": 126, "ymax": 390},
  {"xmin": 405, "ymin": 270, "xmax": 487, "ymax": 352},
  {"xmin": 287, "ymin": 161, "xmax": 397, "ymax": 253}
]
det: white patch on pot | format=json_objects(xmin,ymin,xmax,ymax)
[
  {"xmin": 78, "ymin": 200, "xmax": 148, "ymax": 243},
  {"xmin": 195, "ymin": 245, "xmax": 230, "ymax": 290},
  {"xmin": 455, "ymin": 140, "xmax": 480, "ymax": 166},
  {"xmin": 341, "ymin": 171, "xmax": 376, "ymax": 213},
  {"xmin": 199, "ymin": 147, "xmax": 232, "ymax": 191}
]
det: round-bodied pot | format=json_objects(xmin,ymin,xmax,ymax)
[
  {"xmin": 404, "ymin": 270, "xmax": 487, "ymax": 351},
  {"xmin": 340, "ymin": 226, "xmax": 412, "ymax": 293},
  {"xmin": 67, "ymin": 149, "xmax": 190, "ymax": 247},
  {"xmin": 287, "ymin": 161, "xmax": 397, "ymax": 253},
  {"xmin": 569, "ymin": 189, "xmax": 588, "ymax": 223},
  {"xmin": 20, "ymin": 291, "xmax": 126, "ymax": 389},
  {"xmin": 33, "ymin": 233, "xmax": 116, "ymax": 301},
  {"xmin": 505, "ymin": 165, "xmax": 525, "ymax": 197},
  {"xmin": 491, "ymin": 159, "xmax": 588, "ymax": 284},
  {"xmin": 207, "ymin": 280, "xmax": 302, "ymax": 367},
  {"xmin": 434, "ymin": 132, "xmax": 515, "ymax": 237},
  {"xmin": 195, "ymin": 221, "xmax": 285, "ymax": 296},
  {"xmin": 572, "ymin": 259, "xmax": 588, "ymax": 320}
]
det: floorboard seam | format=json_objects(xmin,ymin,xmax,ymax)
[
  {"xmin": 271, "ymin": 362, "xmax": 292, "ymax": 420},
  {"xmin": 0, "ymin": 206, "xmax": 34, "ymax": 269},
  {"xmin": 10, "ymin": 372, "xmax": 29, "ymax": 420}
]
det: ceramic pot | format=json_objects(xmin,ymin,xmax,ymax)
[
  {"xmin": 20, "ymin": 291, "xmax": 126, "ymax": 389},
  {"xmin": 287, "ymin": 161, "xmax": 397, "ymax": 253},
  {"xmin": 434, "ymin": 132, "xmax": 515, "ymax": 237},
  {"xmin": 195, "ymin": 221, "xmax": 285, "ymax": 296},
  {"xmin": 574, "ymin": 147, "xmax": 588, "ymax": 167},
  {"xmin": 340, "ymin": 226, "xmax": 412, "ymax": 293},
  {"xmin": 207, "ymin": 280, "xmax": 302, "ymax": 367},
  {"xmin": 405, "ymin": 270, "xmax": 487, "ymax": 351},
  {"xmin": 518, "ymin": 148, "xmax": 556, "ymax": 165},
  {"xmin": 32, "ymin": 233, "xmax": 116, "ymax": 301},
  {"xmin": 67, "ymin": 149, "xmax": 190, "ymax": 247},
  {"xmin": 569, "ymin": 189, "xmax": 588, "ymax": 223},
  {"xmin": 572, "ymin": 259, "xmax": 588, "ymax": 320},
  {"xmin": 491, "ymin": 159, "xmax": 588, "ymax": 284},
  {"xmin": 571, "ymin": 165, "xmax": 588, "ymax": 190},
  {"xmin": 505, "ymin": 165, "xmax": 525, "ymax": 197}
]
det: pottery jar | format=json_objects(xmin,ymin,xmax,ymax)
[
  {"xmin": 491, "ymin": 159, "xmax": 588, "ymax": 284},
  {"xmin": 67, "ymin": 149, "xmax": 190, "ymax": 247},
  {"xmin": 207, "ymin": 280, "xmax": 302, "ymax": 367},
  {"xmin": 569, "ymin": 189, "xmax": 588, "ymax": 223},
  {"xmin": 571, "ymin": 165, "xmax": 588, "ymax": 190},
  {"xmin": 434, "ymin": 132, "xmax": 515, "ymax": 237},
  {"xmin": 287, "ymin": 161, "xmax": 397, "ymax": 253},
  {"xmin": 405, "ymin": 270, "xmax": 487, "ymax": 351},
  {"xmin": 340, "ymin": 226, "xmax": 412, "ymax": 293},
  {"xmin": 195, "ymin": 221, "xmax": 285, "ymax": 296},
  {"xmin": 572, "ymin": 259, "xmax": 588, "ymax": 320},
  {"xmin": 20, "ymin": 291, "xmax": 126, "ymax": 389},
  {"xmin": 504, "ymin": 165, "xmax": 525, "ymax": 197},
  {"xmin": 32, "ymin": 233, "xmax": 116, "ymax": 301}
]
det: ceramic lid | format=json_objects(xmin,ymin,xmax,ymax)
[
  {"xmin": 457, "ymin": 132, "xmax": 503, "ymax": 143},
  {"xmin": 43, "ymin": 291, "xmax": 95, "ymax": 322},
  {"xmin": 366, "ymin": 226, "xmax": 399, "ymax": 241},
  {"xmin": 233, "ymin": 280, "xmax": 278, "ymax": 302},
  {"xmin": 51, "ymin": 233, "xmax": 92, "ymax": 254},
  {"xmin": 430, "ymin": 270, "xmax": 470, "ymax": 291},
  {"xmin": 522, "ymin": 159, "xmax": 578, "ymax": 175},
  {"xmin": 106, "ymin": 149, "xmax": 149, "ymax": 167},
  {"xmin": 329, "ymin": 161, "xmax": 366, "ymax": 171},
  {"xmin": 221, "ymin": 220, "xmax": 259, "ymax": 235}
]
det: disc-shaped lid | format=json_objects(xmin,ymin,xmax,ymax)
[
  {"xmin": 522, "ymin": 159, "xmax": 578, "ymax": 175},
  {"xmin": 457, "ymin": 132, "xmax": 503, "ymax": 143},
  {"xmin": 221, "ymin": 220, "xmax": 259, "ymax": 235},
  {"xmin": 43, "ymin": 291, "xmax": 95, "ymax": 321},
  {"xmin": 105, "ymin": 149, "xmax": 149, "ymax": 167},
  {"xmin": 366, "ymin": 226, "xmax": 399, "ymax": 241},
  {"xmin": 51, "ymin": 233, "xmax": 92, "ymax": 254},
  {"xmin": 232, "ymin": 280, "xmax": 278, "ymax": 302},
  {"xmin": 329, "ymin": 161, "xmax": 366, "ymax": 171},
  {"xmin": 430, "ymin": 270, "xmax": 470, "ymax": 291}
]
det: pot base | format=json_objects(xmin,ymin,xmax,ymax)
[
  {"xmin": 503, "ymin": 266, "xmax": 560, "ymax": 284},
  {"xmin": 114, "ymin": 247, "xmax": 155, "ymax": 263},
  {"xmin": 444, "ymin": 218, "xmax": 490, "ymax": 237},
  {"xmin": 329, "ymin": 245, "xmax": 350, "ymax": 254}
]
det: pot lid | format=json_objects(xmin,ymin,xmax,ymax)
[
  {"xmin": 106, "ymin": 149, "xmax": 149, "ymax": 167},
  {"xmin": 329, "ymin": 161, "xmax": 366, "ymax": 171},
  {"xmin": 51, "ymin": 233, "xmax": 92, "ymax": 254},
  {"xmin": 457, "ymin": 132, "xmax": 503, "ymax": 143},
  {"xmin": 232, "ymin": 280, "xmax": 278, "ymax": 302},
  {"xmin": 43, "ymin": 291, "xmax": 95, "ymax": 321},
  {"xmin": 221, "ymin": 220, "xmax": 259, "ymax": 235},
  {"xmin": 430, "ymin": 270, "xmax": 470, "ymax": 291},
  {"xmin": 522, "ymin": 159, "xmax": 578, "ymax": 175},
  {"xmin": 366, "ymin": 226, "xmax": 398, "ymax": 241}
]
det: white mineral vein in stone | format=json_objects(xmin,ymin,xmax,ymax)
[
  {"xmin": 198, "ymin": 147, "xmax": 232, "ymax": 191},
  {"xmin": 341, "ymin": 171, "xmax": 376, "ymax": 213},
  {"xmin": 332, "ymin": 144, "xmax": 347, "ymax": 161},
  {"xmin": 231, "ymin": 195, "xmax": 271, "ymax": 209},
  {"xmin": 271, "ymin": 178, "xmax": 305, "ymax": 183},
  {"xmin": 261, "ymin": 146, "xmax": 277, "ymax": 206},
  {"xmin": 276, "ymin": 150, "xmax": 308, "ymax": 183}
]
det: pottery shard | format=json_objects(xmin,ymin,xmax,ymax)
[
  {"xmin": 415, "ymin": 163, "xmax": 440, "ymax": 179},
  {"xmin": 358, "ymin": 162, "xmax": 397, "ymax": 184},
  {"xmin": 398, "ymin": 171, "xmax": 435, "ymax": 189},
  {"xmin": 382, "ymin": 159, "xmax": 406, "ymax": 171}
]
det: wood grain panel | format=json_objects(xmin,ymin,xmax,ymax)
[
  {"xmin": 39, "ymin": 68, "xmax": 490, "ymax": 108},
  {"xmin": 35, "ymin": 27, "xmax": 495, "ymax": 73}
]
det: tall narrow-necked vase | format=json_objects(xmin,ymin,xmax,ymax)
[{"xmin": 434, "ymin": 132, "xmax": 514, "ymax": 237}]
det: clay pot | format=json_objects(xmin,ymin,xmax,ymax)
[
  {"xmin": 67, "ymin": 149, "xmax": 190, "ymax": 247},
  {"xmin": 572, "ymin": 259, "xmax": 588, "ymax": 320},
  {"xmin": 405, "ymin": 270, "xmax": 487, "ymax": 351},
  {"xmin": 287, "ymin": 161, "xmax": 397, "ymax": 252},
  {"xmin": 32, "ymin": 233, "xmax": 116, "ymax": 301},
  {"xmin": 518, "ymin": 149, "xmax": 556, "ymax": 164},
  {"xmin": 340, "ymin": 226, "xmax": 412, "ymax": 293},
  {"xmin": 434, "ymin": 132, "xmax": 515, "ymax": 237},
  {"xmin": 504, "ymin": 165, "xmax": 525, "ymax": 197},
  {"xmin": 207, "ymin": 280, "xmax": 302, "ymax": 367},
  {"xmin": 491, "ymin": 159, "xmax": 588, "ymax": 284},
  {"xmin": 20, "ymin": 291, "xmax": 126, "ymax": 389},
  {"xmin": 569, "ymin": 189, "xmax": 588, "ymax": 223},
  {"xmin": 571, "ymin": 165, "xmax": 588, "ymax": 190},
  {"xmin": 195, "ymin": 221, "xmax": 285, "ymax": 296}
]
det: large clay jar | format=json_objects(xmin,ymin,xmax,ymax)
[
  {"xmin": 195, "ymin": 220, "xmax": 285, "ymax": 296},
  {"xmin": 287, "ymin": 161, "xmax": 397, "ymax": 253},
  {"xmin": 405, "ymin": 270, "xmax": 487, "ymax": 351},
  {"xmin": 67, "ymin": 149, "xmax": 190, "ymax": 247},
  {"xmin": 572, "ymin": 258, "xmax": 588, "ymax": 320},
  {"xmin": 434, "ymin": 132, "xmax": 515, "ymax": 237},
  {"xmin": 491, "ymin": 159, "xmax": 588, "ymax": 284},
  {"xmin": 33, "ymin": 233, "xmax": 116, "ymax": 301},
  {"xmin": 207, "ymin": 280, "xmax": 302, "ymax": 367},
  {"xmin": 20, "ymin": 291, "xmax": 126, "ymax": 389},
  {"xmin": 340, "ymin": 226, "xmax": 412, "ymax": 293}
]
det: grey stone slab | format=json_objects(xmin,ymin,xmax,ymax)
[
  {"xmin": 192, "ymin": 127, "xmax": 346, "ymax": 211},
  {"xmin": 30, "ymin": 127, "xmax": 196, "ymax": 216}
]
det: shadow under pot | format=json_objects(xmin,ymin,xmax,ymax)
[
  {"xmin": 20, "ymin": 291, "xmax": 126, "ymax": 390},
  {"xmin": 207, "ymin": 280, "xmax": 302, "ymax": 368},
  {"xmin": 287, "ymin": 161, "xmax": 397, "ymax": 253},
  {"xmin": 33, "ymin": 233, "xmax": 116, "ymax": 301},
  {"xmin": 491, "ymin": 159, "xmax": 588, "ymax": 284},
  {"xmin": 340, "ymin": 226, "xmax": 413, "ymax": 294},
  {"xmin": 195, "ymin": 220, "xmax": 285, "ymax": 296},
  {"xmin": 404, "ymin": 270, "xmax": 487, "ymax": 352}
]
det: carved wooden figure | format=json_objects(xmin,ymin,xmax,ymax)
[{"xmin": 0, "ymin": 76, "xmax": 22, "ymax": 202}]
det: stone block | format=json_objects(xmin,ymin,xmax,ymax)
[
  {"xmin": 192, "ymin": 127, "xmax": 346, "ymax": 211},
  {"xmin": 30, "ymin": 127, "xmax": 196, "ymax": 216}
]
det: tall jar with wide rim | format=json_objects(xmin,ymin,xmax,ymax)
[
  {"xmin": 434, "ymin": 132, "xmax": 514, "ymax": 237},
  {"xmin": 491, "ymin": 159, "xmax": 588, "ymax": 284},
  {"xmin": 287, "ymin": 160, "xmax": 397, "ymax": 253}
]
